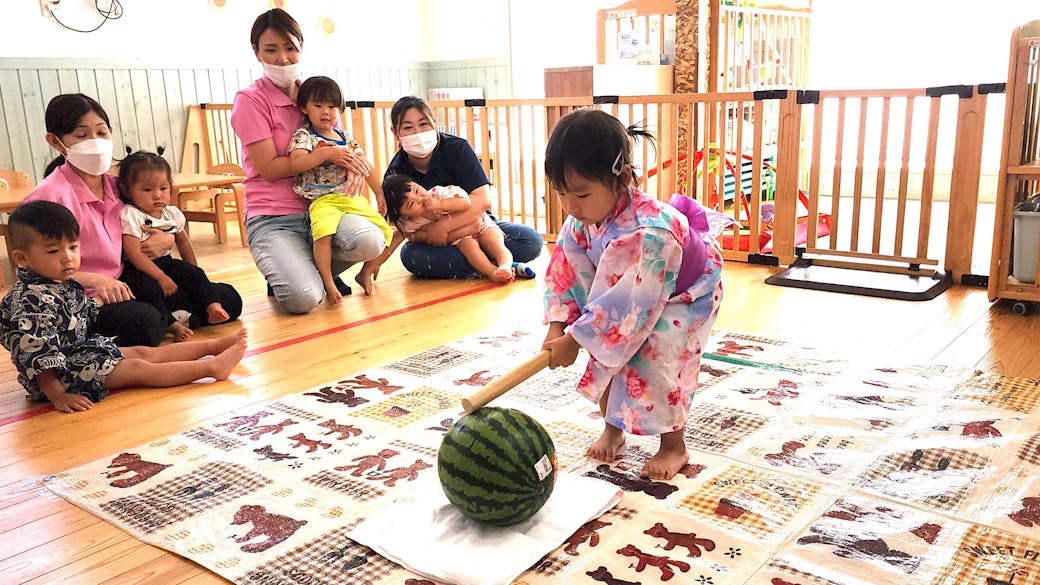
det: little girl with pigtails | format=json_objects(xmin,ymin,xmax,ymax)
[{"xmin": 540, "ymin": 108, "xmax": 729, "ymax": 481}]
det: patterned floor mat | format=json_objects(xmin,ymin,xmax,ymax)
[{"xmin": 43, "ymin": 327, "xmax": 1040, "ymax": 584}]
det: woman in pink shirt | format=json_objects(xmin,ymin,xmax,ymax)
[
  {"xmin": 231, "ymin": 8, "xmax": 385, "ymax": 314},
  {"xmin": 24, "ymin": 94, "xmax": 242, "ymax": 346}
]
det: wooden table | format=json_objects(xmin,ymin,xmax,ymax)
[
  {"xmin": 171, "ymin": 172, "xmax": 245, "ymax": 246},
  {"xmin": 171, "ymin": 172, "xmax": 244, "ymax": 192}
]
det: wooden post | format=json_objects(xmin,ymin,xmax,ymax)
[
  {"xmin": 945, "ymin": 89, "xmax": 987, "ymax": 279},
  {"xmin": 771, "ymin": 91, "xmax": 801, "ymax": 263},
  {"xmin": 675, "ymin": 0, "xmax": 700, "ymax": 193},
  {"xmin": 348, "ymin": 105, "xmax": 367, "ymax": 153},
  {"xmin": 707, "ymin": 0, "xmax": 720, "ymax": 93}
]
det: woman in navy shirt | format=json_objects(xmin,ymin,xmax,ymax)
[{"xmin": 384, "ymin": 96, "xmax": 543, "ymax": 278}]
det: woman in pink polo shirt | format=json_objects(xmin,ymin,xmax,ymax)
[
  {"xmin": 24, "ymin": 93, "xmax": 242, "ymax": 347},
  {"xmin": 231, "ymin": 8, "xmax": 385, "ymax": 314}
]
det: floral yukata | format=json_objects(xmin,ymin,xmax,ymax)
[
  {"xmin": 544, "ymin": 189, "xmax": 724, "ymax": 436},
  {"xmin": 0, "ymin": 268, "xmax": 123, "ymax": 403}
]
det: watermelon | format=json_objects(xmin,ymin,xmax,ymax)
[{"xmin": 438, "ymin": 407, "xmax": 557, "ymax": 526}]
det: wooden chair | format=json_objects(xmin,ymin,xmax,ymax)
[
  {"xmin": 0, "ymin": 169, "xmax": 32, "ymax": 191},
  {"xmin": 0, "ymin": 169, "xmax": 34, "ymax": 285},
  {"xmin": 176, "ymin": 163, "xmax": 247, "ymax": 247}
]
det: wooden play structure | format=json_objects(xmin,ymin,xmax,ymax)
[
  {"xmin": 595, "ymin": 0, "xmax": 812, "ymax": 92},
  {"xmin": 988, "ymin": 21, "xmax": 1040, "ymax": 314}
]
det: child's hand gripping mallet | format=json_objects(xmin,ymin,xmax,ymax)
[{"xmin": 461, "ymin": 350, "xmax": 551, "ymax": 413}]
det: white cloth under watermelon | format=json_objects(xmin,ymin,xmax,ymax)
[{"xmin": 347, "ymin": 473, "xmax": 623, "ymax": 585}]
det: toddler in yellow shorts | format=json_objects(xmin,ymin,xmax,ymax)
[{"xmin": 288, "ymin": 76, "xmax": 393, "ymax": 301}]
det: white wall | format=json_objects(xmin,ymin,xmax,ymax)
[
  {"xmin": 0, "ymin": 0, "xmax": 424, "ymax": 66},
  {"xmin": 418, "ymin": 0, "xmax": 510, "ymax": 61},
  {"xmin": 811, "ymin": 0, "xmax": 1039, "ymax": 89},
  {"xmin": 413, "ymin": 0, "xmax": 603, "ymax": 97},
  {"xmin": 508, "ymin": 0, "xmax": 603, "ymax": 97},
  {"xmin": 0, "ymin": 0, "xmax": 601, "ymax": 99},
  {"xmin": 4, "ymin": 1, "xmax": 1038, "ymax": 96}
]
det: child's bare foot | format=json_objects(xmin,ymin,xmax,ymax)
[
  {"xmin": 170, "ymin": 322, "xmax": 194, "ymax": 342},
  {"xmin": 208, "ymin": 337, "xmax": 247, "ymax": 380},
  {"xmin": 207, "ymin": 329, "xmax": 247, "ymax": 356},
  {"xmin": 641, "ymin": 431, "xmax": 689, "ymax": 480},
  {"xmin": 354, "ymin": 269, "xmax": 375, "ymax": 296},
  {"xmin": 586, "ymin": 424, "xmax": 626, "ymax": 462},
  {"xmin": 207, "ymin": 302, "xmax": 230, "ymax": 324},
  {"xmin": 490, "ymin": 265, "xmax": 515, "ymax": 283}
]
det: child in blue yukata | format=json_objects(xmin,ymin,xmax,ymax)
[
  {"xmin": 540, "ymin": 109, "xmax": 727, "ymax": 481},
  {"xmin": 117, "ymin": 150, "xmax": 234, "ymax": 341},
  {"xmin": 379, "ymin": 174, "xmax": 531, "ymax": 283},
  {"xmin": 0, "ymin": 201, "xmax": 247, "ymax": 413},
  {"xmin": 287, "ymin": 75, "xmax": 392, "ymax": 300}
]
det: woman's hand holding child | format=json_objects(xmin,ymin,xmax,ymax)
[
  {"xmin": 346, "ymin": 149, "xmax": 372, "ymax": 177},
  {"xmin": 139, "ymin": 228, "xmax": 175, "ymax": 259},
  {"xmin": 90, "ymin": 274, "xmax": 135, "ymax": 305},
  {"xmin": 424, "ymin": 222, "xmax": 450, "ymax": 246}
]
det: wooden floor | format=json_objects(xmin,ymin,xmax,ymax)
[{"xmin": 1, "ymin": 221, "xmax": 1039, "ymax": 584}]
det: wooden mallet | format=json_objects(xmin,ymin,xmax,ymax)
[{"xmin": 461, "ymin": 350, "xmax": 551, "ymax": 413}]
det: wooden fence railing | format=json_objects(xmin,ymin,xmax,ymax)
[
  {"xmin": 183, "ymin": 86, "xmax": 1003, "ymax": 281},
  {"xmin": 711, "ymin": 1, "xmax": 812, "ymax": 92}
]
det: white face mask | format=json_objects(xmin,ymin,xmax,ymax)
[
  {"xmin": 399, "ymin": 129, "xmax": 438, "ymax": 159},
  {"xmin": 262, "ymin": 62, "xmax": 299, "ymax": 88},
  {"xmin": 61, "ymin": 137, "xmax": 114, "ymax": 176}
]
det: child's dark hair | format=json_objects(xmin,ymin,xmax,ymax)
[
  {"xmin": 296, "ymin": 76, "xmax": 345, "ymax": 111},
  {"xmin": 43, "ymin": 94, "xmax": 112, "ymax": 177},
  {"xmin": 8, "ymin": 201, "xmax": 80, "ymax": 251},
  {"xmin": 115, "ymin": 150, "xmax": 172, "ymax": 204},
  {"xmin": 381, "ymin": 174, "xmax": 413, "ymax": 226},
  {"xmin": 543, "ymin": 108, "xmax": 656, "ymax": 192}
]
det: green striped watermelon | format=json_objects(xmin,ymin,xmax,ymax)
[{"xmin": 438, "ymin": 407, "xmax": 557, "ymax": 526}]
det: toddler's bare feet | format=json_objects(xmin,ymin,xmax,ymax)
[
  {"xmin": 354, "ymin": 270, "xmax": 375, "ymax": 296},
  {"xmin": 208, "ymin": 337, "xmax": 247, "ymax": 380},
  {"xmin": 490, "ymin": 265, "xmax": 515, "ymax": 283},
  {"xmin": 170, "ymin": 322, "xmax": 194, "ymax": 342},
  {"xmin": 641, "ymin": 431, "xmax": 689, "ymax": 480},
  {"xmin": 207, "ymin": 302, "xmax": 230, "ymax": 324},
  {"xmin": 207, "ymin": 328, "xmax": 247, "ymax": 356},
  {"xmin": 586, "ymin": 424, "xmax": 626, "ymax": 462}
]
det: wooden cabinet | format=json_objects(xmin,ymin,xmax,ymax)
[
  {"xmin": 544, "ymin": 66, "xmax": 595, "ymax": 97},
  {"xmin": 988, "ymin": 21, "xmax": 1040, "ymax": 314},
  {"xmin": 544, "ymin": 65, "xmax": 673, "ymax": 97}
]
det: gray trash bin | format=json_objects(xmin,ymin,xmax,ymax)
[{"xmin": 1013, "ymin": 194, "xmax": 1040, "ymax": 283}]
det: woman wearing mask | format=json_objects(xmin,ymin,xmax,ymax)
[
  {"xmin": 24, "ymin": 93, "xmax": 242, "ymax": 346},
  {"xmin": 384, "ymin": 96, "xmax": 544, "ymax": 279},
  {"xmin": 231, "ymin": 8, "xmax": 385, "ymax": 313}
]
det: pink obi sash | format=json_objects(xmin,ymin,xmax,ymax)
[{"xmin": 669, "ymin": 194, "xmax": 710, "ymax": 296}]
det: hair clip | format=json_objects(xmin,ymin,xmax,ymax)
[{"xmin": 611, "ymin": 150, "xmax": 624, "ymax": 176}]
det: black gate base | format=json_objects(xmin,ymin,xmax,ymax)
[{"xmin": 764, "ymin": 257, "xmax": 953, "ymax": 301}]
